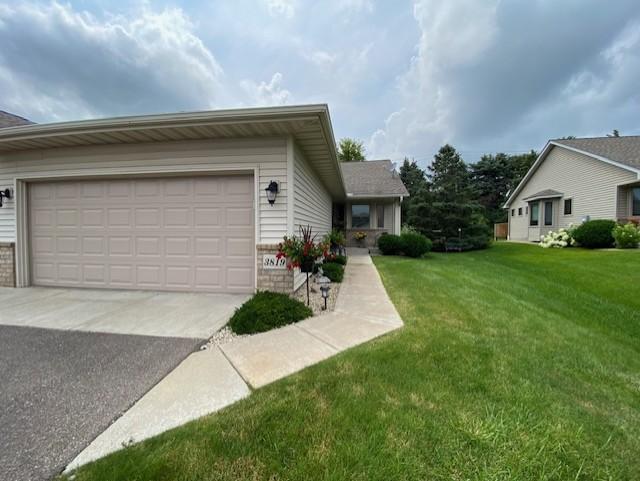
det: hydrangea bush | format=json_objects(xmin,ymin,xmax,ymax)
[
  {"xmin": 612, "ymin": 222, "xmax": 640, "ymax": 249},
  {"xmin": 540, "ymin": 227, "xmax": 575, "ymax": 248}
]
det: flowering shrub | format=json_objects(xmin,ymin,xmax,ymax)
[
  {"xmin": 353, "ymin": 231, "xmax": 367, "ymax": 241},
  {"xmin": 277, "ymin": 225, "xmax": 328, "ymax": 271},
  {"xmin": 612, "ymin": 222, "xmax": 640, "ymax": 249},
  {"xmin": 540, "ymin": 228, "xmax": 575, "ymax": 248}
]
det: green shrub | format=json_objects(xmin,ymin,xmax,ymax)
[
  {"xmin": 613, "ymin": 222, "xmax": 640, "ymax": 249},
  {"xmin": 400, "ymin": 232, "xmax": 432, "ymax": 258},
  {"xmin": 326, "ymin": 254, "xmax": 347, "ymax": 265},
  {"xmin": 324, "ymin": 229, "xmax": 346, "ymax": 249},
  {"xmin": 378, "ymin": 234, "xmax": 403, "ymax": 255},
  {"xmin": 321, "ymin": 262, "xmax": 344, "ymax": 282},
  {"xmin": 229, "ymin": 291, "xmax": 312, "ymax": 335},
  {"xmin": 572, "ymin": 219, "xmax": 616, "ymax": 248}
]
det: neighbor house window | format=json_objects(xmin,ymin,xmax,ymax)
[
  {"xmin": 526, "ymin": 206, "xmax": 529, "ymax": 215},
  {"xmin": 544, "ymin": 201, "xmax": 553, "ymax": 226},
  {"xmin": 530, "ymin": 202, "xmax": 539, "ymax": 226},
  {"xmin": 633, "ymin": 188, "xmax": 640, "ymax": 216},
  {"xmin": 518, "ymin": 207, "xmax": 522, "ymax": 216},
  {"xmin": 351, "ymin": 204, "xmax": 370, "ymax": 228},
  {"xmin": 564, "ymin": 198, "xmax": 572, "ymax": 215},
  {"xmin": 376, "ymin": 204, "xmax": 385, "ymax": 228},
  {"xmin": 511, "ymin": 209, "xmax": 515, "ymax": 217}
]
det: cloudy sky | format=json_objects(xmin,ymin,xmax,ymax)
[{"xmin": 1, "ymin": 1, "xmax": 639, "ymax": 165}]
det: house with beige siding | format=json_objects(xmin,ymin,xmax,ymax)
[
  {"xmin": 0, "ymin": 105, "xmax": 407, "ymax": 293},
  {"xmin": 504, "ymin": 136, "xmax": 640, "ymax": 242}
]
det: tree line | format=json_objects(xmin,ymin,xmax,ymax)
[{"xmin": 338, "ymin": 138, "xmax": 536, "ymax": 251}]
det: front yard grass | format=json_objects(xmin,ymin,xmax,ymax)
[{"xmin": 62, "ymin": 243, "xmax": 640, "ymax": 480}]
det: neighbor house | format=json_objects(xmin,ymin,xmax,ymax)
[
  {"xmin": 504, "ymin": 136, "xmax": 640, "ymax": 242},
  {"xmin": 0, "ymin": 105, "xmax": 407, "ymax": 293}
]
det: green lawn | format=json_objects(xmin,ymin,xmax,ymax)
[{"xmin": 62, "ymin": 243, "xmax": 640, "ymax": 481}]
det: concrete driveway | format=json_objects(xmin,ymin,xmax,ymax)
[{"xmin": 0, "ymin": 287, "xmax": 248, "ymax": 338}]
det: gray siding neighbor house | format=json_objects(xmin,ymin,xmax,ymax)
[
  {"xmin": 0, "ymin": 105, "xmax": 407, "ymax": 292},
  {"xmin": 504, "ymin": 136, "xmax": 640, "ymax": 242}
]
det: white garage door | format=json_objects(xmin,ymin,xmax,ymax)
[{"xmin": 29, "ymin": 175, "xmax": 255, "ymax": 293}]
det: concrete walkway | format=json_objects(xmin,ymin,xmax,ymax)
[
  {"xmin": 66, "ymin": 252, "xmax": 402, "ymax": 472},
  {"xmin": 220, "ymin": 253, "xmax": 403, "ymax": 387}
]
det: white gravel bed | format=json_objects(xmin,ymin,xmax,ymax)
[
  {"xmin": 293, "ymin": 273, "xmax": 340, "ymax": 315},
  {"xmin": 206, "ymin": 327, "xmax": 247, "ymax": 348}
]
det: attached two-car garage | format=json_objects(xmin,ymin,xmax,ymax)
[{"xmin": 28, "ymin": 175, "xmax": 255, "ymax": 293}]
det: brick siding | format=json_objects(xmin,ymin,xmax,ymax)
[
  {"xmin": 256, "ymin": 244, "xmax": 294, "ymax": 293},
  {"xmin": 0, "ymin": 242, "xmax": 16, "ymax": 287}
]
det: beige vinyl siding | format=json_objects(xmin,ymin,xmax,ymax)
[
  {"xmin": 292, "ymin": 144, "xmax": 332, "ymax": 290},
  {"xmin": 292, "ymin": 144, "xmax": 331, "ymax": 236},
  {"xmin": 509, "ymin": 146, "xmax": 638, "ymax": 241},
  {"xmin": 0, "ymin": 137, "xmax": 289, "ymax": 244}
]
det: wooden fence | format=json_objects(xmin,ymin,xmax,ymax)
[{"xmin": 494, "ymin": 222, "xmax": 508, "ymax": 240}]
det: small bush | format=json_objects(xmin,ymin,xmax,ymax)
[
  {"xmin": 229, "ymin": 291, "xmax": 312, "ymax": 335},
  {"xmin": 400, "ymin": 232, "xmax": 432, "ymax": 258},
  {"xmin": 613, "ymin": 222, "xmax": 640, "ymax": 249},
  {"xmin": 321, "ymin": 262, "xmax": 345, "ymax": 282},
  {"xmin": 378, "ymin": 234, "xmax": 403, "ymax": 255},
  {"xmin": 572, "ymin": 219, "xmax": 616, "ymax": 248},
  {"xmin": 325, "ymin": 254, "xmax": 347, "ymax": 265}
]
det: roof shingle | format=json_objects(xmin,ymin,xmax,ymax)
[
  {"xmin": 522, "ymin": 189, "xmax": 563, "ymax": 200},
  {"xmin": 339, "ymin": 160, "xmax": 409, "ymax": 197},
  {"xmin": 553, "ymin": 135, "xmax": 640, "ymax": 169},
  {"xmin": 0, "ymin": 110, "xmax": 33, "ymax": 128}
]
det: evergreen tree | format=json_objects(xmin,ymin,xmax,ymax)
[
  {"xmin": 470, "ymin": 150, "xmax": 536, "ymax": 224},
  {"xmin": 410, "ymin": 144, "xmax": 490, "ymax": 250},
  {"xmin": 399, "ymin": 157, "xmax": 428, "ymax": 223}
]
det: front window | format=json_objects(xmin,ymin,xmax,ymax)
[
  {"xmin": 376, "ymin": 204, "xmax": 385, "ymax": 228},
  {"xmin": 544, "ymin": 201, "xmax": 553, "ymax": 226},
  {"xmin": 633, "ymin": 188, "xmax": 640, "ymax": 216},
  {"xmin": 530, "ymin": 202, "xmax": 539, "ymax": 226},
  {"xmin": 351, "ymin": 204, "xmax": 370, "ymax": 228}
]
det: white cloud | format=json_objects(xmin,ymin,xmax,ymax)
[
  {"xmin": 307, "ymin": 50, "xmax": 336, "ymax": 68},
  {"xmin": 368, "ymin": 0, "xmax": 640, "ymax": 163},
  {"xmin": 241, "ymin": 72, "xmax": 292, "ymax": 106},
  {"xmin": 368, "ymin": 0, "xmax": 498, "ymax": 160},
  {"xmin": 264, "ymin": 0, "xmax": 297, "ymax": 19}
]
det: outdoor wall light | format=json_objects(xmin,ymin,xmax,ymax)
[
  {"xmin": 265, "ymin": 180, "xmax": 279, "ymax": 205},
  {"xmin": 0, "ymin": 188, "xmax": 12, "ymax": 208}
]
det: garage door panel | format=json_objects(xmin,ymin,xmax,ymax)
[
  {"xmin": 30, "ymin": 175, "xmax": 254, "ymax": 293},
  {"xmin": 164, "ymin": 208, "xmax": 191, "ymax": 227},
  {"xmin": 58, "ymin": 263, "xmax": 80, "ymax": 283},
  {"xmin": 82, "ymin": 209, "xmax": 104, "ymax": 226},
  {"xmin": 57, "ymin": 236, "xmax": 79, "ymax": 254},
  {"xmin": 107, "ymin": 208, "xmax": 131, "ymax": 227},
  {"xmin": 135, "ymin": 208, "xmax": 161, "ymax": 227},
  {"xmin": 82, "ymin": 236, "xmax": 105, "ymax": 255}
]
